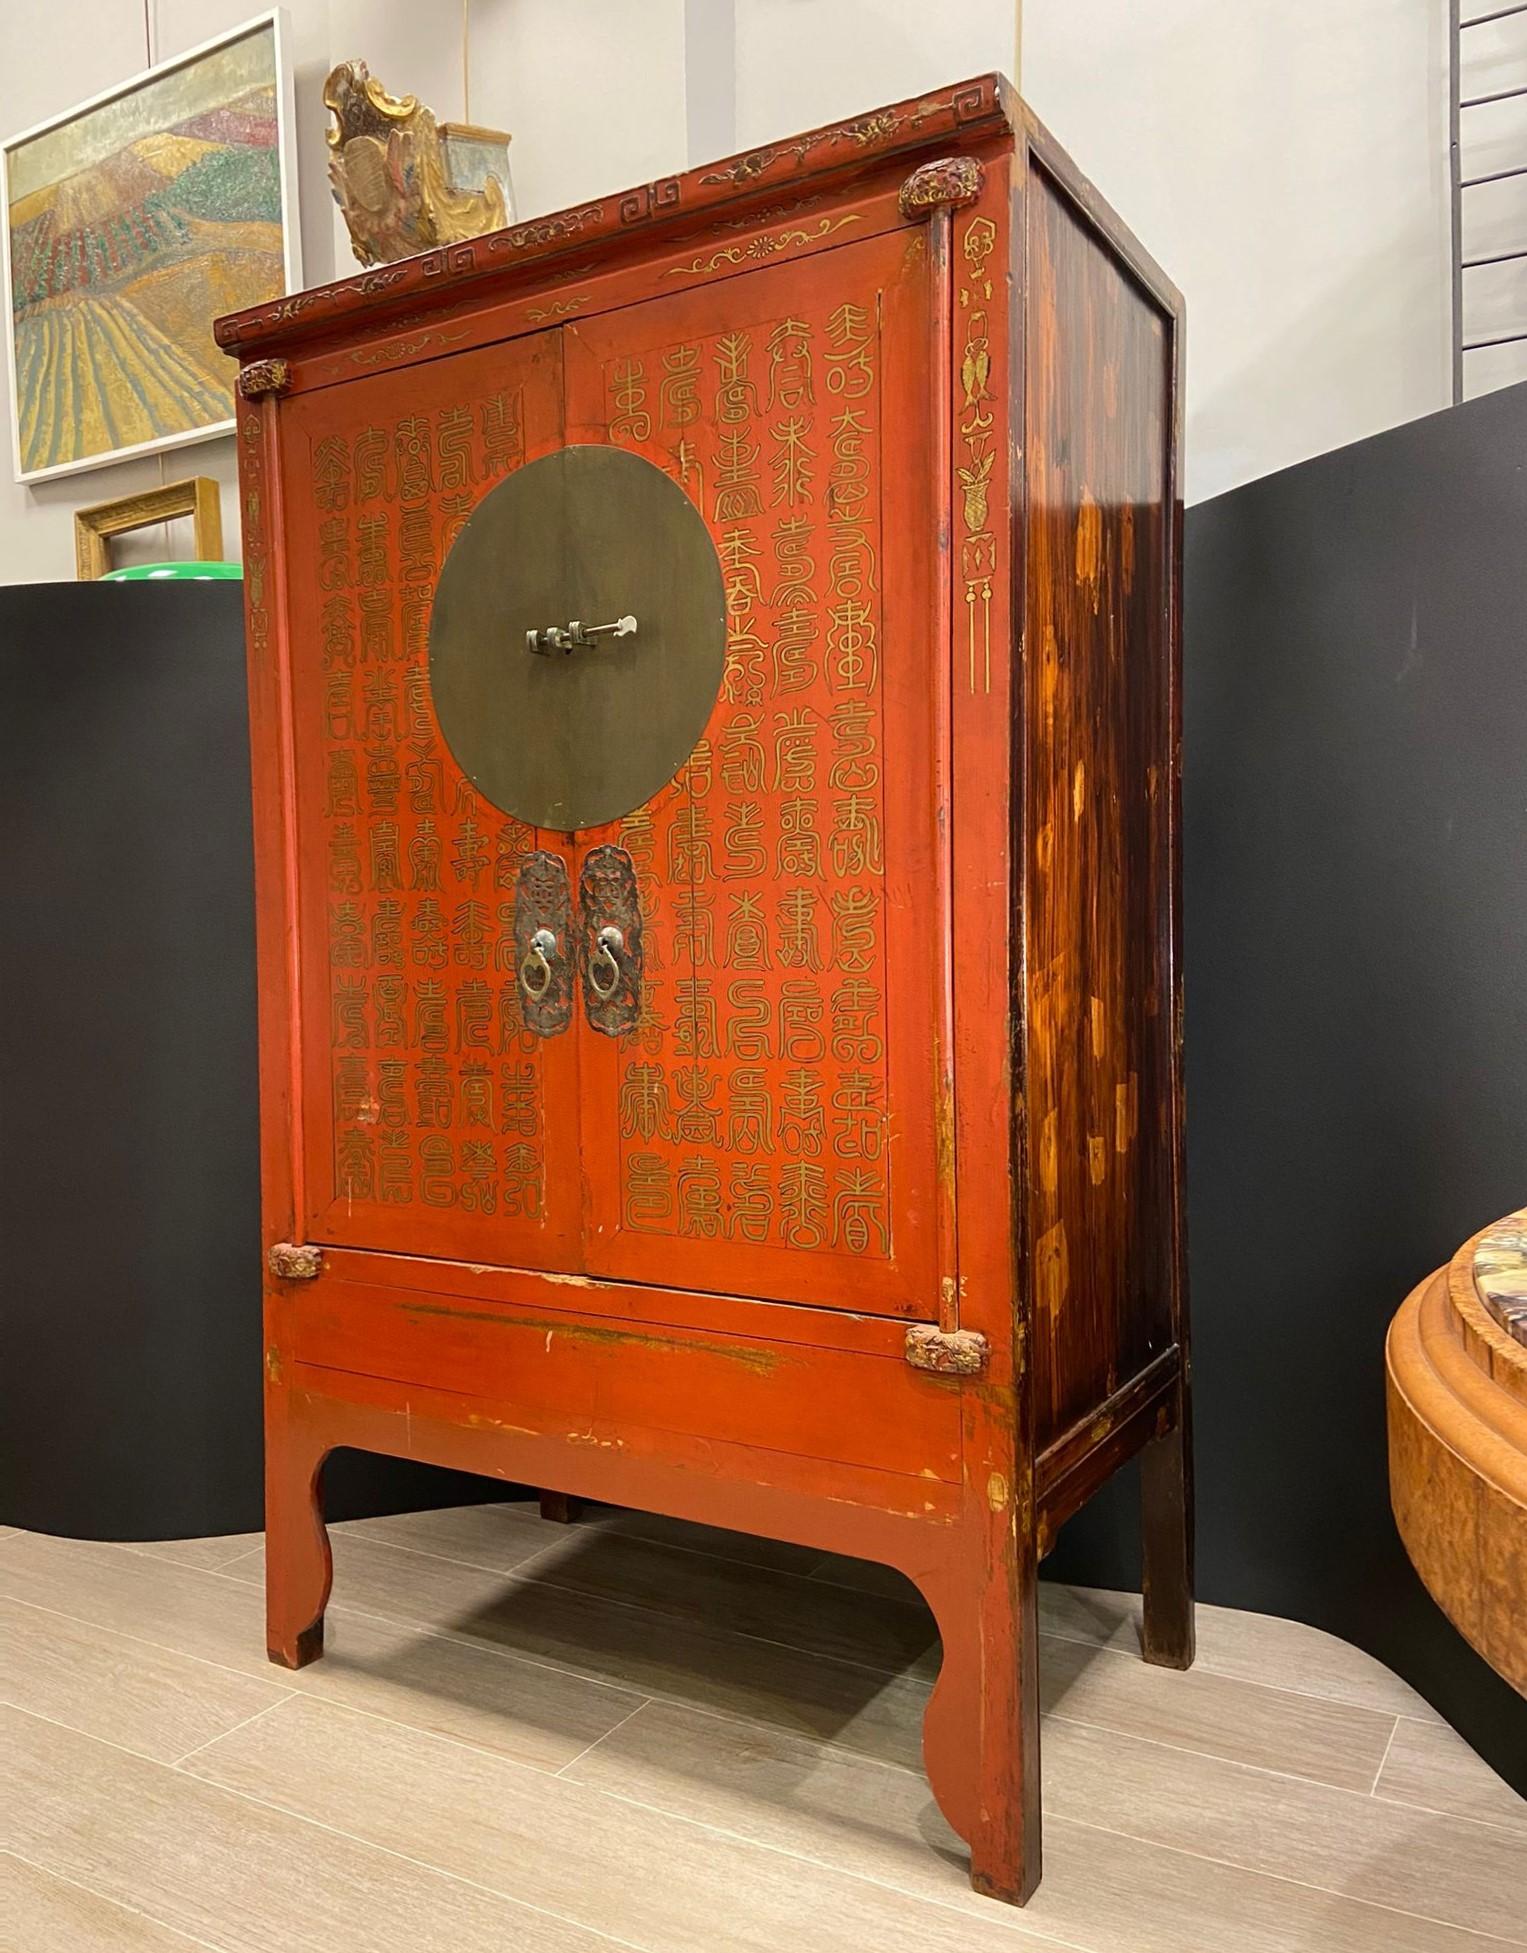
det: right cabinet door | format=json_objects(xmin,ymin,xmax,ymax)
[{"xmin": 563, "ymin": 225, "xmax": 950, "ymax": 1318}]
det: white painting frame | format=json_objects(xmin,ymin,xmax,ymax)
[{"xmin": 1, "ymin": 8, "xmax": 301, "ymax": 485}]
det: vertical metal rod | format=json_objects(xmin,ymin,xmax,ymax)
[
  {"xmin": 928, "ymin": 201, "xmax": 960, "ymax": 1337},
  {"xmin": 1451, "ymin": 0, "xmax": 1466, "ymax": 404}
]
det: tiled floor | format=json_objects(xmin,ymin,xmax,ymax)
[{"xmin": 2, "ymin": 1500, "xmax": 1524, "ymax": 1951}]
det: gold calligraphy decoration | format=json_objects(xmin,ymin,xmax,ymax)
[{"xmin": 957, "ymin": 214, "xmax": 998, "ymax": 694}]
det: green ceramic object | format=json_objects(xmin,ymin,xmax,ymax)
[{"xmin": 100, "ymin": 561, "xmax": 244, "ymax": 582}]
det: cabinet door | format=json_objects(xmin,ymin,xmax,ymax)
[
  {"xmin": 563, "ymin": 228, "xmax": 948, "ymax": 1316},
  {"xmin": 279, "ymin": 331, "xmax": 583, "ymax": 1270}
]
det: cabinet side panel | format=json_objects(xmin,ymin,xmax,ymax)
[{"xmin": 1022, "ymin": 165, "xmax": 1180, "ymax": 1447}]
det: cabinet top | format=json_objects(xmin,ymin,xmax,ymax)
[{"xmin": 215, "ymin": 71, "xmax": 1020, "ymax": 361}]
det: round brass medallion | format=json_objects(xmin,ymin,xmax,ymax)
[{"xmin": 428, "ymin": 444, "xmax": 726, "ymax": 831}]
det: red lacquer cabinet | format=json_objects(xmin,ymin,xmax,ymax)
[{"xmin": 223, "ymin": 75, "xmax": 1192, "ymax": 1905}]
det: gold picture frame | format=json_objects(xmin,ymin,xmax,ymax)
[{"xmin": 73, "ymin": 475, "xmax": 223, "ymax": 580}]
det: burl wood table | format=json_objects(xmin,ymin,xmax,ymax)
[
  {"xmin": 1389, "ymin": 1210, "xmax": 1527, "ymax": 1695},
  {"xmin": 220, "ymin": 72, "xmax": 1194, "ymax": 1903}
]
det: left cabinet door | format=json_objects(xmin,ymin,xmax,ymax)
[{"xmin": 277, "ymin": 330, "xmax": 585, "ymax": 1272}]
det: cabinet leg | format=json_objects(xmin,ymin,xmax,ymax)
[
  {"xmin": 918, "ymin": 1553, "xmax": 1043, "ymax": 1905},
  {"xmin": 538, "ymin": 1490, "xmax": 582, "ymax": 1525},
  {"xmin": 265, "ymin": 1415, "xmax": 331, "ymax": 1671},
  {"xmin": 1140, "ymin": 1376, "xmax": 1195, "ymax": 1669}
]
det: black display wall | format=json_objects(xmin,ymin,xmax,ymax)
[
  {"xmin": 1047, "ymin": 380, "xmax": 1527, "ymax": 1792},
  {"xmin": 0, "ymin": 581, "xmax": 510, "ymax": 1539}
]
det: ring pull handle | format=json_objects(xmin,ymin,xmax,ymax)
[
  {"xmin": 589, "ymin": 925, "xmax": 624, "ymax": 1000},
  {"xmin": 520, "ymin": 926, "xmax": 557, "ymax": 1001},
  {"xmin": 578, "ymin": 846, "xmax": 642, "ymax": 1037}
]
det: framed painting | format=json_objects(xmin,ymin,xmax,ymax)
[{"xmin": 2, "ymin": 10, "xmax": 299, "ymax": 484}]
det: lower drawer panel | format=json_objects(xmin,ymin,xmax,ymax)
[{"xmin": 280, "ymin": 1278, "xmax": 963, "ymax": 1484}]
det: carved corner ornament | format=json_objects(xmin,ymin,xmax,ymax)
[
  {"xmin": 237, "ymin": 358, "xmax": 290, "ymax": 400},
  {"xmin": 905, "ymin": 1324, "xmax": 989, "ymax": 1376},
  {"xmin": 898, "ymin": 155, "xmax": 985, "ymax": 222},
  {"xmin": 268, "ymin": 1242, "xmax": 323, "ymax": 1282},
  {"xmin": 324, "ymin": 58, "xmax": 512, "ymax": 267}
]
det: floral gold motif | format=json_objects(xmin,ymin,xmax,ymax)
[
  {"xmin": 525, "ymin": 295, "xmax": 589, "ymax": 322},
  {"xmin": 957, "ymin": 450, "xmax": 995, "ymax": 534},
  {"xmin": 665, "ymin": 214, "xmax": 859, "ymax": 279},
  {"xmin": 349, "ymin": 330, "xmax": 468, "ymax": 367}
]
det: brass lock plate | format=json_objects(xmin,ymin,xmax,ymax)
[{"xmin": 428, "ymin": 444, "xmax": 726, "ymax": 831}]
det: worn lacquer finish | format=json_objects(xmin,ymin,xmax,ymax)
[{"xmin": 230, "ymin": 76, "xmax": 1191, "ymax": 1906}]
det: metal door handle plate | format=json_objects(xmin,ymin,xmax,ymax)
[{"xmin": 578, "ymin": 846, "xmax": 642, "ymax": 1037}]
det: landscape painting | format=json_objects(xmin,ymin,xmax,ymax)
[{"xmin": 2, "ymin": 13, "xmax": 298, "ymax": 482}]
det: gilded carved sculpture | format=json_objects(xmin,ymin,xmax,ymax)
[{"xmin": 323, "ymin": 59, "xmax": 512, "ymax": 266}]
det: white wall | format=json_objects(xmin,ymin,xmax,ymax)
[
  {"xmin": 1450, "ymin": 5, "xmax": 1527, "ymax": 402},
  {"xmin": 0, "ymin": 0, "xmax": 1484, "ymax": 579},
  {"xmin": 0, "ymin": 0, "xmax": 690, "ymax": 582},
  {"xmin": 731, "ymin": 0, "xmax": 1018, "ymax": 149},
  {"xmin": 1023, "ymin": 0, "xmax": 1455, "ymax": 503}
]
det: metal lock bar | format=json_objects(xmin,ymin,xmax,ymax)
[{"xmin": 526, "ymin": 614, "xmax": 638, "ymax": 657}]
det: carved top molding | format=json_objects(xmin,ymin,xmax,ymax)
[{"xmin": 217, "ymin": 73, "xmax": 1015, "ymax": 360}]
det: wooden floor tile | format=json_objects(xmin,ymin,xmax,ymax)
[
  {"xmin": 565, "ymin": 1699, "xmax": 1512, "ymax": 1953},
  {"xmin": 332, "ymin": 1500, "xmax": 558, "ymax": 1573},
  {"xmin": 293, "ymin": 1609, "xmax": 649, "ymax": 1773},
  {"xmin": 0, "ymin": 1533, "xmax": 277, "ymax": 1682},
  {"xmin": 4, "ymin": 1706, "xmax": 622, "ymax": 1953},
  {"xmin": 1, "ymin": 1852, "xmax": 230, "ymax": 1952},
  {"xmin": 0, "ymin": 1531, "xmax": 647, "ymax": 1773},
  {"xmin": 1039, "ymin": 1581, "xmax": 1445, "ymax": 1723},
  {"xmin": 1041, "ymin": 1713, "xmax": 1527, "ymax": 1944},
  {"xmin": 226, "ymin": 1532, "xmax": 934, "ymax": 1767},
  {"xmin": 591, "ymin": 1504, "xmax": 832, "ymax": 1576},
  {"xmin": 184, "ymin": 1693, "xmax": 1073, "ymax": 1953},
  {"xmin": 1039, "ymin": 1634, "xmax": 1398, "ymax": 1791},
  {"xmin": 1376, "ymin": 1715, "xmax": 1527, "ymax": 1834},
  {"xmin": 119, "ymin": 1535, "xmax": 264, "ymax": 1573},
  {"xmin": 807, "ymin": 1549, "xmax": 923, "ymax": 1601},
  {"xmin": 0, "ymin": 1593, "xmax": 288, "ymax": 1765},
  {"xmin": 516, "ymin": 1527, "xmax": 938, "ymax": 1676},
  {"xmin": 6, "ymin": 1510, "xmax": 1514, "ymax": 1953},
  {"xmin": 282, "ymin": 1523, "xmax": 1402, "ymax": 1797}
]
